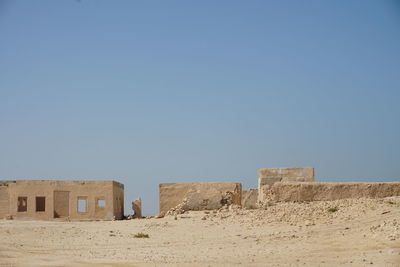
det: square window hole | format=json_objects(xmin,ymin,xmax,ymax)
[
  {"xmin": 97, "ymin": 199, "xmax": 106, "ymax": 207},
  {"xmin": 18, "ymin": 197, "xmax": 27, "ymax": 212},
  {"xmin": 78, "ymin": 197, "xmax": 87, "ymax": 213}
]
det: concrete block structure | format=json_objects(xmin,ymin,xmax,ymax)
[
  {"xmin": 0, "ymin": 180, "xmax": 124, "ymax": 220},
  {"xmin": 159, "ymin": 182, "xmax": 242, "ymax": 213},
  {"xmin": 258, "ymin": 167, "xmax": 314, "ymax": 203},
  {"xmin": 267, "ymin": 182, "xmax": 400, "ymax": 202}
]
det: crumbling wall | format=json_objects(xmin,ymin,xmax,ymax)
[
  {"xmin": 159, "ymin": 182, "xmax": 242, "ymax": 214},
  {"xmin": 241, "ymin": 189, "xmax": 258, "ymax": 209},
  {"xmin": 264, "ymin": 182, "xmax": 400, "ymax": 202},
  {"xmin": 258, "ymin": 167, "xmax": 314, "ymax": 203},
  {"xmin": 132, "ymin": 197, "xmax": 142, "ymax": 218}
]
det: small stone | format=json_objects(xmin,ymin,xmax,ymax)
[
  {"xmin": 305, "ymin": 220, "xmax": 313, "ymax": 226},
  {"xmin": 155, "ymin": 211, "xmax": 165, "ymax": 219}
]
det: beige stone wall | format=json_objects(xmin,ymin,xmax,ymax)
[
  {"xmin": 1, "ymin": 180, "xmax": 124, "ymax": 221},
  {"xmin": 265, "ymin": 182, "xmax": 400, "ymax": 202},
  {"xmin": 0, "ymin": 184, "xmax": 10, "ymax": 218},
  {"xmin": 258, "ymin": 167, "xmax": 314, "ymax": 203},
  {"xmin": 112, "ymin": 181, "xmax": 124, "ymax": 220},
  {"xmin": 241, "ymin": 189, "xmax": 258, "ymax": 209},
  {"xmin": 159, "ymin": 182, "xmax": 242, "ymax": 213}
]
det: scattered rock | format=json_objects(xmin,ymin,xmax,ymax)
[
  {"xmin": 166, "ymin": 198, "xmax": 188, "ymax": 216},
  {"xmin": 155, "ymin": 211, "xmax": 165, "ymax": 219},
  {"xmin": 305, "ymin": 220, "xmax": 314, "ymax": 226}
]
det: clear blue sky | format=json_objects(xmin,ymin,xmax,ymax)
[{"xmin": 1, "ymin": 0, "xmax": 399, "ymax": 215}]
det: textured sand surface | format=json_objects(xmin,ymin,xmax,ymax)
[{"xmin": 1, "ymin": 197, "xmax": 399, "ymax": 266}]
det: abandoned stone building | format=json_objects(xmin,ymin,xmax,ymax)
[
  {"xmin": 0, "ymin": 180, "xmax": 124, "ymax": 220},
  {"xmin": 158, "ymin": 167, "xmax": 316, "ymax": 213},
  {"xmin": 158, "ymin": 166, "xmax": 400, "ymax": 213},
  {"xmin": 159, "ymin": 182, "xmax": 242, "ymax": 214}
]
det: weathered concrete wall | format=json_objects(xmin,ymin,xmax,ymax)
[
  {"xmin": 265, "ymin": 182, "xmax": 400, "ymax": 202},
  {"xmin": 0, "ymin": 183, "xmax": 10, "ymax": 218},
  {"xmin": 159, "ymin": 182, "xmax": 242, "ymax": 214},
  {"xmin": 258, "ymin": 167, "xmax": 314, "ymax": 186},
  {"xmin": 241, "ymin": 189, "xmax": 258, "ymax": 209},
  {"xmin": 112, "ymin": 181, "xmax": 124, "ymax": 220},
  {"xmin": 0, "ymin": 180, "xmax": 124, "ymax": 221},
  {"xmin": 258, "ymin": 167, "xmax": 314, "ymax": 203}
]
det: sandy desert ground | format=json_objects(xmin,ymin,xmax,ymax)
[{"xmin": 1, "ymin": 197, "xmax": 399, "ymax": 267}]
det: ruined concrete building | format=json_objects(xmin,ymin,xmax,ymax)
[
  {"xmin": 256, "ymin": 167, "xmax": 400, "ymax": 204},
  {"xmin": 158, "ymin": 167, "xmax": 316, "ymax": 213},
  {"xmin": 159, "ymin": 182, "xmax": 242, "ymax": 214},
  {"xmin": 158, "ymin": 166, "xmax": 400, "ymax": 213},
  {"xmin": 0, "ymin": 180, "xmax": 124, "ymax": 220}
]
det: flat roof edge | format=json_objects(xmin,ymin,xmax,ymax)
[{"xmin": 0, "ymin": 179, "xmax": 123, "ymax": 183}]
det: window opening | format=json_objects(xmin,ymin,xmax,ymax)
[
  {"xmin": 78, "ymin": 197, "xmax": 87, "ymax": 213},
  {"xmin": 97, "ymin": 199, "xmax": 106, "ymax": 207},
  {"xmin": 36, "ymin": 196, "xmax": 45, "ymax": 212},
  {"xmin": 18, "ymin": 197, "xmax": 27, "ymax": 212}
]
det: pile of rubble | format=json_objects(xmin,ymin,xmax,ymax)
[
  {"xmin": 369, "ymin": 218, "xmax": 399, "ymax": 241},
  {"xmin": 199, "ymin": 196, "xmax": 400, "ymax": 234},
  {"xmin": 166, "ymin": 198, "xmax": 189, "ymax": 216},
  {"xmin": 164, "ymin": 190, "xmax": 238, "ymax": 216}
]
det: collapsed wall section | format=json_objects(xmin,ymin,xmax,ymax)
[
  {"xmin": 265, "ymin": 182, "xmax": 400, "ymax": 202},
  {"xmin": 241, "ymin": 189, "xmax": 258, "ymax": 209},
  {"xmin": 159, "ymin": 182, "xmax": 242, "ymax": 214}
]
